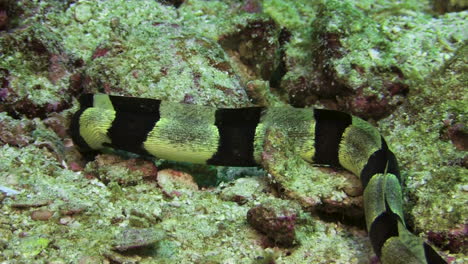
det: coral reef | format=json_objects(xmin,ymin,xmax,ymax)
[{"xmin": 0, "ymin": 0, "xmax": 466, "ymax": 263}]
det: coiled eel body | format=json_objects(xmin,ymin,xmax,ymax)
[{"xmin": 70, "ymin": 94, "xmax": 447, "ymax": 264}]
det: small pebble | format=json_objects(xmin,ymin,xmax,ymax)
[
  {"xmin": 461, "ymin": 185, "xmax": 468, "ymax": 192},
  {"xmin": 168, "ymin": 201, "xmax": 181, "ymax": 207},
  {"xmin": 220, "ymin": 177, "xmax": 266, "ymax": 205},
  {"xmin": 31, "ymin": 209, "xmax": 54, "ymax": 221},
  {"xmin": 0, "ymin": 185, "xmax": 19, "ymax": 196},
  {"xmin": 157, "ymin": 169, "xmax": 198, "ymax": 195},
  {"xmin": 59, "ymin": 216, "xmax": 73, "ymax": 225},
  {"xmin": 113, "ymin": 228, "xmax": 165, "ymax": 252},
  {"xmin": 343, "ymin": 183, "xmax": 363, "ymax": 197}
]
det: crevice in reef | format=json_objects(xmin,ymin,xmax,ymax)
[
  {"xmin": 269, "ymin": 28, "xmax": 291, "ymax": 91},
  {"xmin": 218, "ymin": 19, "xmax": 282, "ymax": 83}
]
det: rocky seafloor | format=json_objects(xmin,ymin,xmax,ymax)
[{"xmin": 0, "ymin": 0, "xmax": 466, "ymax": 263}]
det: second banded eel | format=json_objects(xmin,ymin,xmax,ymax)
[{"xmin": 70, "ymin": 93, "xmax": 447, "ymax": 264}]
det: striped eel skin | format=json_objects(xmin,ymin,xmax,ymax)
[{"xmin": 70, "ymin": 93, "xmax": 447, "ymax": 264}]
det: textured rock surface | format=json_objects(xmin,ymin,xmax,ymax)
[{"xmin": 0, "ymin": 0, "xmax": 466, "ymax": 263}]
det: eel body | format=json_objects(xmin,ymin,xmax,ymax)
[{"xmin": 70, "ymin": 94, "xmax": 447, "ymax": 264}]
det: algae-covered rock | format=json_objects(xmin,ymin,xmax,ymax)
[
  {"xmin": 0, "ymin": 12, "xmax": 82, "ymax": 117},
  {"xmin": 380, "ymin": 43, "xmax": 468, "ymax": 255},
  {"xmin": 277, "ymin": 0, "xmax": 466, "ymax": 120},
  {"xmin": 81, "ymin": 21, "xmax": 251, "ymax": 107},
  {"xmin": 247, "ymin": 204, "xmax": 299, "ymax": 247},
  {"xmin": 260, "ymin": 124, "xmax": 364, "ymax": 222},
  {"xmin": 113, "ymin": 227, "xmax": 165, "ymax": 252},
  {"xmin": 0, "ymin": 113, "xmax": 35, "ymax": 146},
  {"xmin": 157, "ymin": 169, "xmax": 199, "ymax": 197},
  {"xmin": 84, "ymin": 154, "xmax": 158, "ymax": 186},
  {"xmin": 220, "ymin": 176, "xmax": 269, "ymax": 204},
  {"xmin": 73, "ymin": 2, "xmax": 94, "ymax": 23},
  {"xmin": 0, "ymin": 0, "xmax": 466, "ymax": 263}
]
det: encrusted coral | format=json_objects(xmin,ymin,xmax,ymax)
[{"xmin": 0, "ymin": 0, "xmax": 466, "ymax": 263}]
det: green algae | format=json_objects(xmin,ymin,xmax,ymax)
[
  {"xmin": 314, "ymin": 0, "xmax": 467, "ymax": 94},
  {"xmin": 15, "ymin": 236, "xmax": 50, "ymax": 258},
  {"xmin": 72, "ymin": 1, "xmax": 94, "ymax": 24},
  {"xmin": 75, "ymin": 10, "xmax": 258, "ymax": 106},
  {"xmin": 0, "ymin": 1, "xmax": 85, "ymax": 113},
  {"xmin": 283, "ymin": 220, "xmax": 373, "ymax": 264},
  {"xmin": 383, "ymin": 12, "xmax": 467, "ymax": 82},
  {"xmin": 83, "ymin": 22, "xmax": 251, "ymax": 106},
  {"xmin": 179, "ymin": 0, "xmax": 260, "ymax": 40},
  {"xmin": 0, "ymin": 140, "xmax": 374, "ymax": 263},
  {"xmin": 220, "ymin": 176, "xmax": 268, "ymax": 203},
  {"xmin": 0, "ymin": 0, "xmax": 467, "ymax": 263},
  {"xmin": 379, "ymin": 43, "xmax": 467, "ymax": 240},
  {"xmin": 263, "ymin": 0, "xmax": 318, "ymax": 31},
  {"xmin": 0, "ymin": 25, "xmax": 71, "ymax": 106},
  {"xmin": 52, "ymin": 0, "xmax": 178, "ymax": 59},
  {"xmin": 1, "ymin": 145, "xmax": 117, "ymax": 262},
  {"xmin": 270, "ymin": 0, "xmax": 466, "ymax": 119}
]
